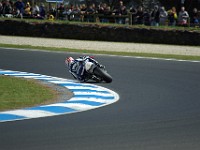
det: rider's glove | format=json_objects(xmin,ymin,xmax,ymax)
[{"xmin": 99, "ymin": 64, "xmax": 105, "ymax": 68}]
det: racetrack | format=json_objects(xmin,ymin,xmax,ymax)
[{"xmin": 0, "ymin": 48, "xmax": 200, "ymax": 150}]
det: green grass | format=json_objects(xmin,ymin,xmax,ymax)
[
  {"xmin": 0, "ymin": 75, "xmax": 56, "ymax": 111},
  {"xmin": 0, "ymin": 43, "xmax": 200, "ymax": 61}
]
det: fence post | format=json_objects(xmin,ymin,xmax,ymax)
[
  {"xmin": 187, "ymin": 17, "xmax": 190, "ymax": 27},
  {"xmin": 128, "ymin": 13, "xmax": 132, "ymax": 25}
]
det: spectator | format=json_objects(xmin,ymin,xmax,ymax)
[
  {"xmin": 168, "ymin": 7, "xmax": 177, "ymax": 26},
  {"xmin": 151, "ymin": 5, "xmax": 160, "ymax": 26},
  {"xmin": 63, "ymin": 5, "xmax": 73, "ymax": 20},
  {"xmin": 24, "ymin": 2, "xmax": 31, "ymax": 18},
  {"xmin": 80, "ymin": 4, "xmax": 87, "ymax": 21},
  {"xmin": 97, "ymin": 3, "xmax": 110, "ymax": 23},
  {"xmin": 14, "ymin": 0, "xmax": 24, "ymax": 18},
  {"xmin": 80, "ymin": 4, "xmax": 87, "ymax": 13},
  {"xmin": 178, "ymin": 6, "xmax": 189, "ymax": 26},
  {"xmin": 2, "ymin": 0, "xmax": 13, "ymax": 17},
  {"xmin": 86, "ymin": 4, "xmax": 95, "ymax": 22},
  {"xmin": 0, "ymin": 2, "xmax": 3, "ymax": 16},
  {"xmin": 92, "ymin": 3, "xmax": 97, "ymax": 13},
  {"xmin": 48, "ymin": 4, "xmax": 56, "ymax": 18},
  {"xmin": 39, "ymin": 3, "xmax": 45, "ymax": 19},
  {"xmin": 119, "ymin": 6, "xmax": 127, "ymax": 24},
  {"xmin": 159, "ymin": 6, "xmax": 168, "ymax": 26},
  {"xmin": 190, "ymin": 8, "xmax": 199, "ymax": 26},
  {"xmin": 72, "ymin": 5, "xmax": 81, "ymax": 21},
  {"xmin": 86, "ymin": 4, "xmax": 95, "ymax": 15},
  {"xmin": 134, "ymin": 6, "xmax": 144, "ymax": 25},
  {"xmin": 9, "ymin": 0, "xmax": 14, "ymax": 11},
  {"xmin": 66, "ymin": 5, "xmax": 74, "ymax": 21},
  {"xmin": 130, "ymin": 5, "xmax": 137, "ymax": 24},
  {"xmin": 47, "ymin": 14, "xmax": 54, "ymax": 20},
  {"xmin": 113, "ymin": 0, "xmax": 124, "ymax": 13},
  {"xmin": 113, "ymin": 1, "xmax": 127, "ymax": 24},
  {"xmin": 31, "ymin": 2, "xmax": 39, "ymax": 17},
  {"xmin": 57, "ymin": 3, "xmax": 65, "ymax": 19},
  {"xmin": 102, "ymin": 6, "xmax": 112, "ymax": 23},
  {"xmin": 143, "ymin": 11, "xmax": 151, "ymax": 26},
  {"xmin": 97, "ymin": 3, "xmax": 104, "ymax": 14}
]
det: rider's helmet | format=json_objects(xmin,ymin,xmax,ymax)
[{"xmin": 65, "ymin": 57, "xmax": 74, "ymax": 66}]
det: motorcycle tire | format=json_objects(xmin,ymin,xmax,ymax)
[{"xmin": 93, "ymin": 67, "xmax": 112, "ymax": 83}]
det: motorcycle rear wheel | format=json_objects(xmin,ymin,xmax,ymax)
[{"xmin": 93, "ymin": 67, "xmax": 112, "ymax": 83}]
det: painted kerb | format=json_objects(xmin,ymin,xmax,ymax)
[{"xmin": 0, "ymin": 69, "xmax": 119, "ymax": 122}]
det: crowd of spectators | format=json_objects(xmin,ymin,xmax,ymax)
[
  {"xmin": 130, "ymin": 4, "xmax": 199, "ymax": 27},
  {"xmin": 54, "ymin": 1, "xmax": 129, "ymax": 24},
  {"xmin": 0, "ymin": 0, "xmax": 46, "ymax": 19},
  {"xmin": 0, "ymin": 0, "xmax": 200, "ymax": 27}
]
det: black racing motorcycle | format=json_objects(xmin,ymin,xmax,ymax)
[{"xmin": 68, "ymin": 56, "xmax": 112, "ymax": 83}]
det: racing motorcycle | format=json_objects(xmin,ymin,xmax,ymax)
[{"xmin": 67, "ymin": 56, "xmax": 112, "ymax": 83}]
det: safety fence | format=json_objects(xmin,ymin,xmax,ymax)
[
  {"xmin": 58, "ymin": 13, "xmax": 194, "ymax": 27},
  {"xmin": 1, "ymin": 12, "xmax": 197, "ymax": 27}
]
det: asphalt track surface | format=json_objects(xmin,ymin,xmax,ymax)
[{"xmin": 0, "ymin": 48, "xmax": 200, "ymax": 150}]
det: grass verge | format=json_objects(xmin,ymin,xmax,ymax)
[
  {"xmin": 0, "ymin": 75, "xmax": 56, "ymax": 111},
  {"xmin": 0, "ymin": 43, "xmax": 200, "ymax": 61}
]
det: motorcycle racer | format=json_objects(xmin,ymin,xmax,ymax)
[{"xmin": 65, "ymin": 56, "xmax": 100, "ymax": 82}]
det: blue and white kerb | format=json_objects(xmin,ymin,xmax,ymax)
[{"xmin": 0, "ymin": 69, "xmax": 119, "ymax": 122}]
